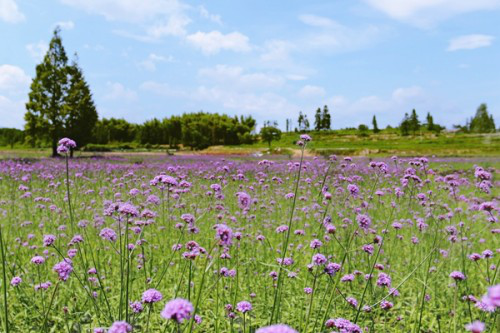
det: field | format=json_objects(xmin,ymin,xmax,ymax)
[{"xmin": 0, "ymin": 135, "xmax": 498, "ymax": 332}]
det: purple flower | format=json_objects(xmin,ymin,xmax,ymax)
[
  {"xmin": 377, "ymin": 273, "xmax": 392, "ymax": 287},
  {"xmin": 118, "ymin": 203, "xmax": 139, "ymax": 217},
  {"xmin": 142, "ymin": 289, "xmax": 163, "ymax": 304},
  {"xmin": 129, "ymin": 301, "xmax": 143, "ymax": 313},
  {"xmin": 449, "ymin": 271, "xmax": 466, "ymax": 281},
  {"xmin": 465, "ymin": 321, "xmax": 485, "ymax": 333},
  {"xmin": 10, "ymin": 276, "xmax": 22, "ymax": 286},
  {"xmin": 236, "ymin": 301, "xmax": 252, "ymax": 313},
  {"xmin": 300, "ymin": 134, "xmax": 312, "ymax": 142},
  {"xmin": 31, "ymin": 256, "xmax": 45, "ymax": 265},
  {"xmin": 108, "ymin": 321, "xmax": 132, "ymax": 333},
  {"xmin": 312, "ymin": 253, "xmax": 327, "ymax": 266},
  {"xmin": 58, "ymin": 138, "xmax": 77, "ymax": 148},
  {"xmin": 99, "ymin": 228, "xmax": 117, "ymax": 242},
  {"xmin": 356, "ymin": 214, "xmax": 372, "ymax": 229},
  {"xmin": 481, "ymin": 284, "xmax": 500, "ymax": 308},
  {"xmin": 215, "ymin": 224, "xmax": 233, "ymax": 246},
  {"xmin": 53, "ymin": 259, "xmax": 73, "ymax": 281},
  {"xmin": 325, "ymin": 318, "xmax": 362, "ymax": 332},
  {"xmin": 380, "ymin": 300, "xmax": 393, "ymax": 310},
  {"xmin": 161, "ymin": 298, "xmax": 193, "ymax": 323},
  {"xmin": 256, "ymin": 324, "xmax": 298, "ymax": 333},
  {"xmin": 43, "ymin": 234, "xmax": 56, "ymax": 246}
]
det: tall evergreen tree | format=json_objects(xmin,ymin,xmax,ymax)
[
  {"xmin": 400, "ymin": 113, "xmax": 410, "ymax": 136},
  {"xmin": 372, "ymin": 115, "xmax": 380, "ymax": 133},
  {"xmin": 63, "ymin": 57, "xmax": 98, "ymax": 156},
  {"xmin": 314, "ymin": 108, "xmax": 322, "ymax": 131},
  {"xmin": 303, "ymin": 115, "xmax": 310, "ymax": 131},
  {"xmin": 470, "ymin": 103, "xmax": 496, "ymax": 133},
  {"xmin": 298, "ymin": 112, "xmax": 304, "ymax": 131},
  {"xmin": 25, "ymin": 28, "xmax": 98, "ymax": 156},
  {"xmin": 426, "ymin": 112, "xmax": 434, "ymax": 131},
  {"xmin": 322, "ymin": 105, "xmax": 331, "ymax": 130},
  {"xmin": 409, "ymin": 109, "xmax": 420, "ymax": 135},
  {"xmin": 25, "ymin": 28, "xmax": 69, "ymax": 156}
]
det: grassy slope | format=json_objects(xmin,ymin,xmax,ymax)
[{"xmin": 1, "ymin": 132, "xmax": 499, "ymax": 158}]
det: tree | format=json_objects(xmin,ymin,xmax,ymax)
[
  {"xmin": 298, "ymin": 112, "xmax": 304, "ymax": 131},
  {"xmin": 321, "ymin": 105, "xmax": 331, "ymax": 130},
  {"xmin": 0, "ymin": 128, "xmax": 24, "ymax": 148},
  {"xmin": 314, "ymin": 108, "xmax": 322, "ymax": 131},
  {"xmin": 400, "ymin": 113, "xmax": 410, "ymax": 136},
  {"xmin": 372, "ymin": 115, "xmax": 380, "ymax": 133},
  {"xmin": 409, "ymin": 109, "xmax": 420, "ymax": 135},
  {"xmin": 425, "ymin": 112, "xmax": 434, "ymax": 131},
  {"xmin": 470, "ymin": 103, "xmax": 496, "ymax": 133},
  {"xmin": 25, "ymin": 28, "xmax": 98, "ymax": 156},
  {"xmin": 25, "ymin": 28, "xmax": 69, "ymax": 156},
  {"xmin": 260, "ymin": 126, "xmax": 281, "ymax": 148},
  {"xmin": 358, "ymin": 124, "xmax": 369, "ymax": 137},
  {"xmin": 62, "ymin": 58, "xmax": 98, "ymax": 156},
  {"xmin": 303, "ymin": 115, "xmax": 310, "ymax": 131}
]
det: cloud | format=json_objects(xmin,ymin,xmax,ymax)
[
  {"xmin": 0, "ymin": 64, "xmax": 30, "ymax": 93},
  {"xmin": 26, "ymin": 41, "xmax": 48, "ymax": 61},
  {"xmin": 140, "ymin": 80, "xmax": 187, "ymax": 97},
  {"xmin": 364, "ymin": 0, "xmax": 500, "ymax": 27},
  {"xmin": 194, "ymin": 86, "xmax": 299, "ymax": 120},
  {"xmin": 299, "ymin": 14, "xmax": 336, "ymax": 28},
  {"xmin": 186, "ymin": 31, "xmax": 251, "ymax": 55},
  {"xmin": 198, "ymin": 5, "xmax": 222, "ymax": 25},
  {"xmin": 298, "ymin": 85, "xmax": 326, "ymax": 98},
  {"xmin": 54, "ymin": 20, "xmax": 74, "ymax": 30},
  {"xmin": 328, "ymin": 86, "xmax": 427, "ymax": 128},
  {"xmin": 447, "ymin": 34, "xmax": 494, "ymax": 51},
  {"xmin": 138, "ymin": 53, "xmax": 174, "ymax": 71},
  {"xmin": 104, "ymin": 82, "xmax": 137, "ymax": 101},
  {"xmin": 297, "ymin": 16, "xmax": 383, "ymax": 53},
  {"xmin": 198, "ymin": 65, "xmax": 284, "ymax": 90},
  {"xmin": 0, "ymin": 95, "xmax": 25, "ymax": 128},
  {"xmin": 0, "ymin": 0, "xmax": 25, "ymax": 23},
  {"xmin": 61, "ymin": 0, "xmax": 190, "ymax": 39}
]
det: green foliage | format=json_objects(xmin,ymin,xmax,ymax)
[
  {"xmin": 260, "ymin": 125, "xmax": 282, "ymax": 147},
  {"xmin": 0, "ymin": 128, "xmax": 24, "ymax": 148},
  {"xmin": 357, "ymin": 124, "xmax": 369, "ymax": 137},
  {"xmin": 400, "ymin": 113, "xmax": 410, "ymax": 136},
  {"xmin": 372, "ymin": 115, "xmax": 380, "ymax": 133},
  {"xmin": 24, "ymin": 28, "xmax": 97, "ymax": 156},
  {"xmin": 469, "ymin": 103, "xmax": 496, "ymax": 133}
]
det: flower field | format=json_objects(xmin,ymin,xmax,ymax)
[{"xmin": 0, "ymin": 136, "xmax": 498, "ymax": 332}]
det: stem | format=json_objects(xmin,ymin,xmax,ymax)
[{"xmin": 0, "ymin": 226, "xmax": 9, "ymax": 333}]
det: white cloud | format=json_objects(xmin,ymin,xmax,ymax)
[
  {"xmin": 299, "ymin": 14, "xmax": 335, "ymax": 28},
  {"xmin": 0, "ymin": 64, "xmax": 30, "ymax": 93},
  {"xmin": 61, "ymin": 0, "xmax": 190, "ymax": 39},
  {"xmin": 0, "ymin": 95, "xmax": 25, "ymax": 128},
  {"xmin": 364, "ymin": 0, "xmax": 500, "ymax": 27},
  {"xmin": 260, "ymin": 40, "xmax": 295, "ymax": 63},
  {"xmin": 447, "ymin": 34, "xmax": 494, "ymax": 51},
  {"xmin": 0, "ymin": 0, "xmax": 25, "ymax": 23},
  {"xmin": 328, "ymin": 86, "xmax": 427, "ymax": 128},
  {"xmin": 194, "ymin": 86, "xmax": 299, "ymax": 120},
  {"xmin": 104, "ymin": 82, "xmax": 137, "ymax": 101},
  {"xmin": 54, "ymin": 20, "xmax": 74, "ymax": 30},
  {"xmin": 299, "ymin": 19, "xmax": 383, "ymax": 53},
  {"xmin": 198, "ymin": 65, "xmax": 284, "ymax": 89},
  {"xmin": 198, "ymin": 5, "xmax": 222, "ymax": 25},
  {"xmin": 26, "ymin": 41, "xmax": 48, "ymax": 61},
  {"xmin": 138, "ymin": 53, "xmax": 174, "ymax": 71},
  {"xmin": 298, "ymin": 85, "xmax": 326, "ymax": 98},
  {"xmin": 186, "ymin": 31, "xmax": 251, "ymax": 55},
  {"xmin": 140, "ymin": 80, "xmax": 187, "ymax": 97}
]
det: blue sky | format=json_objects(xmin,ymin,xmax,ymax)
[{"xmin": 1, "ymin": 0, "xmax": 499, "ymax": 130}]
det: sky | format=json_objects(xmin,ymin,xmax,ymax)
[{"xmin": 0, "ymin": 0, "xmax": 499, "ymax": 130}]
